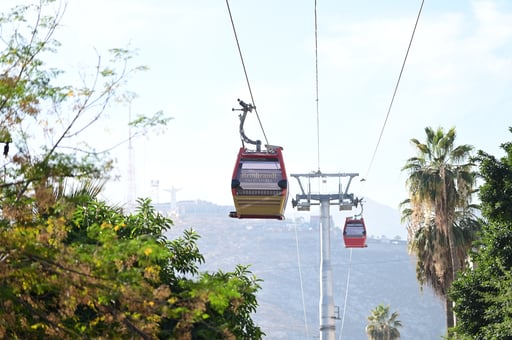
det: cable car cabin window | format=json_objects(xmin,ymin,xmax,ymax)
[
  {"xmin": 344, "ymin": 222, "xmax": 365, "ymax": 237},
  {"xmin": 236, "ymin": 159, "xmax": 283, "ymax": 193}
]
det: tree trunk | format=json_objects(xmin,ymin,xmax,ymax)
[
  {"xmin": 447, "ymin": 228, "xmax": 458, "ymax": 328},
  {"xmin": 445, "ymin": 295, "xmax": 455, "ymax": 329},
  {"xmin": 442, "ymin": 166, "xmax": 457, "ymax": 328}
]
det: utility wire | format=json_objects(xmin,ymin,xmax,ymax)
[
  {"xmin": 339, "ymin": 1, "xmax": 424, "ymax": 335},
  {"xmin": 225, "ymin": 0, "xmax": 270, "ymax": 148},
  {"xmin": 338, "ymin": 248, "xmax": 353, "ymax": 340},
  {"xmin": 294, "ymin": 223, "xmax": 310, "ymax": 337},
  {"xmin": 364, "ymin": 0, "xmax": 425, "ymax": 181},
  {"xmin": 314, "ymin": 0, "xmax": 321, "ymax": 172}
]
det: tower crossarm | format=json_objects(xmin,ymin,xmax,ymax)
[{"xmin": 290, "ymin": 172, "xmax": 359, "ymax": 211}]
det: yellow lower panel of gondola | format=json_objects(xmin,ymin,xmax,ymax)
[{"xmin": 233, "ymin": 195, "xmax": 286, "ymax": 219}]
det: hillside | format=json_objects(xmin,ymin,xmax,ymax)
[
  {"xmin": 156, "ymin": 195, "xmax": 408, "ymax": 239},
  {"xmin": 163, "ymin": 201, "xmax": 447, "ymax": 339}
]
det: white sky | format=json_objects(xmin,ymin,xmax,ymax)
[{"xmin": 2, "ymin": 0, "xmax": 512, "ymax": 214}]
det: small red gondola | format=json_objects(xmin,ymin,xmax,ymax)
[{"xmin": 343, "ymin": 217, "xmax": 367, "ymax": 248}]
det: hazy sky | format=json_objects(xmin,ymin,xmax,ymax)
[{"xmin": 2, "ymin": 0, "xmax": 512, "ymax": 216}]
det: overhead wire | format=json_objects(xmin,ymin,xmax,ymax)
[
  {"xmin": 337, "ymin": 1, "xmax": 425, "ymax": 336},
  {"xmin": 338, "ymin": 248, "xmax": 353, "ymax": 340},
  {"xmin": 294, "ymin": 223, "xmax": 310, "ymax": 337},
  {"xmin": 314, "ymin": 0, "xmax": 321, "ymax": 172},
  {"xmin": 311, "ymin": 0, "xmax": 355, "ymax": 335},
  {"xmin": 226, "ymin": 1, "xmax": 311, "ymax": 333},
  {"xmin": 225, "ymin": 0, "xmax": 270, "ymax": 148},
  {"xmin": 363, "ymin": 0, "xmax": 425, "ymax": 181}
]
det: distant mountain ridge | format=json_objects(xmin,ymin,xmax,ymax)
[{"xmin": 154, "ymin": 196, "xmax": 407, "ymax": 239}]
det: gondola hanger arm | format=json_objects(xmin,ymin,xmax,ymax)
[
  {"xmin": 232, "ymin": 98, "xmax": 262, "ymax": 151},
  {"xmin": 354, "ymin": 197, "xmax": 364, "ymax": 218}
]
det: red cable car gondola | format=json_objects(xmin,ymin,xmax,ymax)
[
  {"xmin": 229, "ymin": 99, "xmax": 289, "ymax": 220},
  {"xmin": 343, "ymin": 217, "xmax": 367, "ymax": 248}
]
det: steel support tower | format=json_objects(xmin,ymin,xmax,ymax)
[{"xmin": 291, "ymin": 172, "xmax": 359, "ymax": 340}]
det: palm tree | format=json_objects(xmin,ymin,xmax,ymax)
[
  {"xmin": 401, "ymin": 126, "xmax": 478, "ymax": 329},
  {"xmin": 365, "ymin": 304, "xmax": 402, "ymax": 340}
]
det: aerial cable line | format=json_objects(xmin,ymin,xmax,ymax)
[
  {"xmin": 225, "ymin": 0, "xmax": 270, "ymax": 148},
  {"xmin": 338, "ymin": 248, "xmax": 353, "ymax": 340},
  {"xmin": 314, "ymin": 0, "xmax": 321, "ymax": 172},
  {"xmin": 363, "ymin": 0, "xmax": 425, "ymax": 181},
  {"xmin": 294, "ymin": 223, "xmax": 310, "ymax": 337},
  {"xmin": 337, "ymin": 0, "xmax": 424, "ymax": 334}
]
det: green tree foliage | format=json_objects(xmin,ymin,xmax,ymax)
[
  {"xmin": 0, "ymin": 1, "xmax": 263, "ymax": 339},
  {"xmin": 449, "ymin": 127, "xmax": 512, "ymax": 339},
  {"xmin": 1, "ymin": 194, "xmax": 264, "ymax": 338},
  {"xmin": 400, "ymin": 126, "xmax": 479, "ymax": 329},
  {"xmin": 365, "ymin": 304, "xmax": 402, "ymax": 340}
]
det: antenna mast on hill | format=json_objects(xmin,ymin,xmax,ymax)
[
  {"xmin": 150, "ymin": 180, "xmax": 160, "ymax": 204},
  {"xmin": 291, "ymin": 172, "xmax": 359, "ymax": 339}
]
